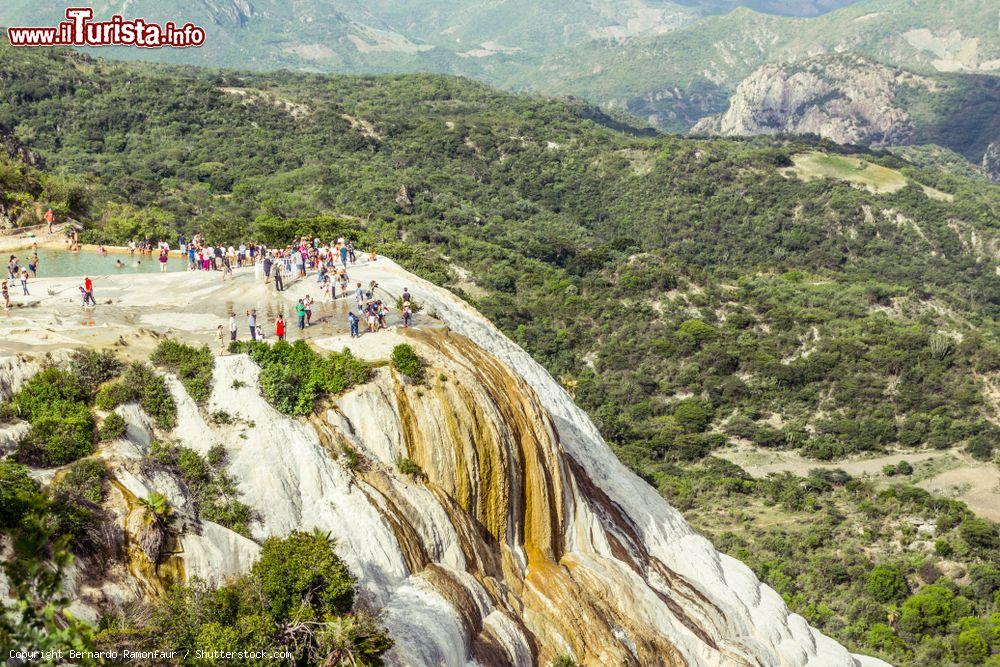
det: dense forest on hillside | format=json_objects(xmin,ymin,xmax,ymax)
[{"xmin": 1, "ymin": 42, "xmax": 999, "ymax": 664}]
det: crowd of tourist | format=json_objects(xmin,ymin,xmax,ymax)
[
  {"xmin": 170, "ymin": 232, "xmax": 416, "ymax": 344},
  {"xmin": 1, "ymin": 233, "xmax": 417, "ymax": 346}
]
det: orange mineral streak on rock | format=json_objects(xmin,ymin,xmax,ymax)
[{"xmin": 365, "ymin": 328, "xmax": 690, "ymax": 665}]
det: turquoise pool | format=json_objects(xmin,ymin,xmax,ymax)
[{"xmin": 5, "ymin": 248, "xmax": 185, "ymax": 278}]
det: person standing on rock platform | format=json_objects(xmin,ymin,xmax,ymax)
[
  {"xmin": 45, "ymin": 208, "xmax": 54, "ymax": 234},
  {"xmin": 248, "ymin": 309, "xmax": 257, "ymax": 341},
  {"xmin": 1, "ymin": 280, "xmax": 10, "ymax": 309},
  {"xmin": 276, "ymin": 314, "xmax": 286, "ymax": 341},
  {"xmin": 229, "ymin": 314, "xmax": 238, "ymax": 342},
  {"xmin": 273, "ymin": 262, "xmax": 284, "ymax": 292},
  {"xmin": 83, "ymin": 276, "xmax": 96, "ymax": 306},
  {"xmin": 348, "ymin": 310, "xmax": 360, "ymax": 338},
  {"xmin": 295, "ymin": 300, "xmax": 306, "ymax": 331}
]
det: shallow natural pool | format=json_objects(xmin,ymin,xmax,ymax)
[{"xmin": 5, "ymin": 247, "xmax": 185, "ymax": 278}]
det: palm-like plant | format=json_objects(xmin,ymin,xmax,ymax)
[
  {"xmin": 137, "ymin": 492, "xmax": 172, "ymax": 523},
  {"xmin": 133, "ymin": 492, "xmax": 172, "ymax": 563}
]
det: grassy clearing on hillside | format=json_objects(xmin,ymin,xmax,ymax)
[{"xmin": 783, "ymin": 152, "xmax": 953, "ymax": 200}]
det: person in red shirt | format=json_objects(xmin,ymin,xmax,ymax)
[
  {"xmin": 44, "ymin": 208, "xmax": 54, "ymax": 233},
  {"xmin": 275, "ymin": 314, "xmax": 286, "ymax": 341},
  {"xmin": 83, "ymin": 276, "xmax": 95, "ymax": 306}
]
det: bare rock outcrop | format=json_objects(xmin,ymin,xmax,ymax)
[{"xmin": 692, "ymin": 54, "xmax": 930, "ymax": 147}]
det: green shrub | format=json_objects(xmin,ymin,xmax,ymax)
[
  {"xmin": 98, "ymin": 411, "xmax": 127, "ymax": 441},
  {"xmin": 176, "ymin": 447, "xmax": 212, "ymax": 486},
  {"xmin": 17, "ymin": 400, "xmax": 95, "ymax": 467},
  {"xmin": 123, "ymin": 363, "xmax": 177, "ymax": 430},
  {"xmin": 54, "ymin": 459, "xmax": 106, "ymax": 505},
  {"xmin": 967, "ymin": 564, "xmax": 1000, "ymax": 598},
  {"xmin": 70, "ymin": 350, "xmax": 123, "ymax": 392},
  {"xmin": 48, "ymin": 490, "xmax": 99, "ymax": 543},
  {"xmin": 96, "ymin": 532, "xmax": 390, "ymax": 664},
  {"xmin": 671, "ymin": 433, "xmax": 726, "ymax": 461},
  {"xmin": 396, "ymin": 457, "xmax": 423, "ymax": 477},
  {"xmin": 0, "ymin": 460, "xmax": 42, "ymax": 530},
  {"xmin": 550, "ymin": 656, "xmax": 579, "ymax": 667},
  {"xmin": 200, "ymin": 498, "xmax": 254, "ymax": 537},
  {"xmin": 341, "ymin": 446, "xmax": 360, "ymax": 471},
  {"xmin": 895, "ymin": 461, "xmax": 914, "ymax": 475},
  {"xmin": 252, "ymin": 531, "xmax": 355, "ymax": 620},
  {"xmin": 145, "ymin": 441, "xmax": 251, "ymax": 536},
  {"xmin": 232, "ymin": 341, "xmax": 371, "ymax": 416},
  {"xmin": 206, "ymin": 444, "xmax": 227, "ymax": 467},
  {"xmin": 95, "ymin": 381, "xmax": 132, "ymax": 410},
  {"xmin": 934, "ymin": 539, "xmax": 953, "ymax": 557},
  {"xmin": 13, "ymin": 368, "xmax": 89, "ymax": 422},
  {"xmin": 866, "ymin": 623, "xmax": 906, "ymax": 654},
  {"xmin": 391, "ymin": 344, "xmax": 425, "ymax": 384},
  {"xmin": 151, "ymin": 339, "xmax": 214, "ymax": 405}
]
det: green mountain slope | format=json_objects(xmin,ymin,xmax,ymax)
[{"xmin": 1, "ymin": 42, "xmax": 999, "ymax": 663}]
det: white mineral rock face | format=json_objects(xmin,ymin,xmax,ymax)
[{"xmin": 0, "ymin": 260, "xmax": 889, "ymax": 666}]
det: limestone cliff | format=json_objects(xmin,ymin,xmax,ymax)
[
  {"xmin": 0, "ymin": 260, "xmax": 891, "ymax": 666},
  {"xmin": 692, "ymin": 54, "xmax": 928, "ymax": 146}
]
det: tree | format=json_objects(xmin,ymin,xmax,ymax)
[
  {"xmin": 0, "ymin": 508, "xmax": 95, "ymax": 658},
  {"xmin": 673, "ymin": 398, "xmax": 712, "ymax": 433},
  {"xmin": 959, "ymin": 518, "xmax": 999, "ymax": 551},
  {"xmin": 866, "ymin": 564, "xmax": 909, "ymax": 603},
  {"xmin": 677, "ymin": 319, "xmax": 719, "ymax": 348},
  {"xmin": 899, "ymin": 585, "xmax": 955, "ymax": 636},
  {"xmin": 132, "ymin": 493, "xmax": 172, "ymax": 564},
  {"xmin": 953, "ymin": 626, "xmax": 988, "ymax": 663}
]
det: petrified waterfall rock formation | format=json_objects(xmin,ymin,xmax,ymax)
[{"xmin": 0, "ymin": 259, "xmax": 889, "ymax": 666}]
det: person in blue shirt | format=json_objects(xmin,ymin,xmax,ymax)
[
  {"xmin": 247, "ymin": 309, "xmax": 257, "ymax": 340},
  {"xmin": 348, "ymin": 310, "xmax": 360, "ymax": 338}
]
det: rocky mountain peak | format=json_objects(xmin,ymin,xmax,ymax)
[{"xmin": 691, "ymin": 53, "xmax": 931, "ymax": 147}]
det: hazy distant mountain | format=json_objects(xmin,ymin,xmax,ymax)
[
  {"xmin": 0, "ymin": 0, "xmax": 995, "ymax": 161},
  {"xmin": 511, "ymin": 0, "xmax": 999, "ymax": 131},
  {"xmin": 0, "ymin": 0, "xmax": 869, "ymax": 74}
]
